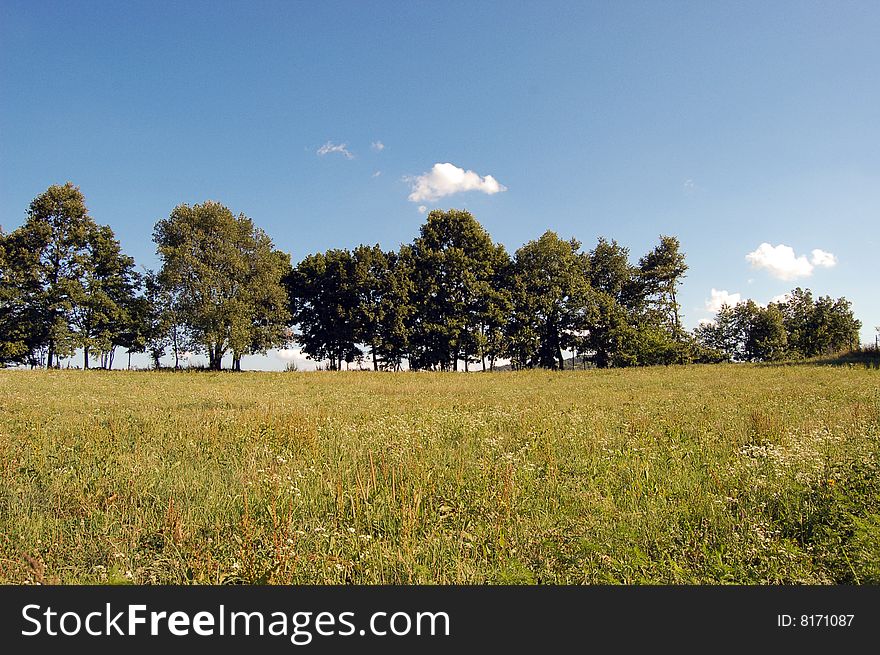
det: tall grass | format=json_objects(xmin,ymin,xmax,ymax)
[{"xmin": 1, "ymin": 365, "xmax": 878, "ymax": 584}]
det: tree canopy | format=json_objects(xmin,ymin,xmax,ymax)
[
  {"xmin": 1, "ymin": 184, "xmax": 865, "ymax": 371},
  {"xmin": 153, "ymin": 201, "xmax": 291, "ymax": 370}
]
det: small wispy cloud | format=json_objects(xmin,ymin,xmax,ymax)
[
  {"xmin": 769, "ymin": 292, "xmax": 792, "ymax": 305},
  {"xmin": 317, "ymin": 141, "xmax": 354, "ymax": 159},
  {"xmin": 407, "ymin": 162, "xmax": 507, "ymax": 203},
  {"xmin": 372, "ymin": 170, "xmax": 382, "ymax": 178},
  {"xmin": 417, "ymin": 205, "xmax": 427, "ymax": 214},
  {"xmin": 683, "ymin": 178, "xmax": 696, "ymax": 194},
  {"xmin": 706, "ymin": 288, "xmax": 742, "ymax": 313},
  {"xmin": 746, "ymin": 243, "xmax": 837, "ymax": 281},
  {"xmin": 371, "ymin": 141, "xmax": 385, "ymax": 152}
]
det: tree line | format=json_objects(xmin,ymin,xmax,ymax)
[
  {"xmin": 694, "ymin": 290, "xmax": 861, "ymax": 362},
  {"xmin": 0, "ymin": 183, "xmax": 862, "ymax": 371}
]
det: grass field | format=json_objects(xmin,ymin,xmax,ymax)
[{"xmin": 1, "ymin": 364, "xmax": 878, "ymax": 584}]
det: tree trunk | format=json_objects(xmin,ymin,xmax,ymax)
[
  {"xmin": 84, "ymin": 346, "xmax": 90, "ymax": 369},
  {"xmin": 557, "ymin": 346, "xmax": 565, "ymax": 371},
  {"xmin": 372, "ymin": 344, "xmax": 378, "ymax": 371},
  {"xmin": 128, "ymin": 351, "xmax": 132, "ymax": 370},
  {"xmin": 47, "ymin": 341, "xmax": 54, "ymax": 369},
  {"xmin": 671, "ymin": 289, "xmax": 680, "ymax": 330}
]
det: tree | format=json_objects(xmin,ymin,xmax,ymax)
[
  {"xmin": 583, "ymin": 238, "xmax": 639, "ymax": 367},
  {"xmin": 476, "ymin": 244, "xmax": 513, "ymax": 371},
  {"xmin": 747, "ymin": 302, "xmax": 787, "ymax": 361},
  {"xmin": 5, "ymin": 183, "xmax": 96, "ymax": 367},
  {"xmin": 2, "ymin": 184, "xmax": 144, "ymax": 369},
  {"xmin": 693, "ymin": 307, "xmax": 738, "ymax": 361},
  {"xmin": 139, "ymin": 269, "xmax": 194, "ymax": 369},
  {"xmin": 588, "ymin": 238, "xmax": 633, "ymax": 306},
  {"xmin": 114, "ymin": 293, "xmax": 151, "ymax": 370},
  {"xmin": 227, "ymin": 228, "xmax": 292, "ymax": 371},
  {"xmin": 776, "ymin": 288, "xmax": 861, "ymax": 358},
  {"xmin": 287, "ymin": 249, "xmax": 361, "ymax": 370},
  {"xmin": 638, "ymin": 235, "xmax": 688, "ymax": 332},
  {"xmin": 776, "ymin": 288, "xmax": 815, "ymax": 358},
  {"xmin": 153, "ymin": 201, "xmax": 291, "ymax": 371},
  {"xmin": 351, "ymin": 245, "xmax": 413, "ymax": 371},
  {"xmin": 583, "ymin": 290, "xmax": 637, "ymax": 368},
  {"xmin": 0, "ymin": 228, "xmax": 36, "ymax": 365},
  {"xmin": 406, "ymin": 210, "xmax": 501, "ymax": 371},
  {"xmin": 509, "ymin": 231, "xmax": 592, "ymax": 369},
  {"xmin": 69, "ymin": 224, "xmax": 140, "ymax": 368},
  {"xmin": 810, "ymin": 295, "xmax": 861, "ymax": 355},
  {"xmin": 371, "ymin": 248, "xmax": 414, "ymax": 371},
  {"xmin": 695, "ymin": 298, "xmax": 792, "ymax": 362}
]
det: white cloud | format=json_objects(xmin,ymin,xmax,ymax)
[
  {"xmin": 317, "ymin": 141, "xmax": 354, "ymax": 159},
  {"xmin": 706, "ymin": 288, "xmax": 742, "ymax": 313},
  {"xmin": 372, "ymin": 170, "xmax": 382, "ymax": 178},
  {"xmin": 276, "ymin": 348, "xmax": 303, "ymax": 362},
  {"xmin": 769, "ymin": 293, "xmax": 791, "ymax": 305},
  {"xmin": 418, "ymin": 205, "xmax": 427, "ymax": 214},
  {"xmin": 745, "ymin": 243, "xmax": 814, "ymax": 281},
  {"xmin": 274, "ymin": 347, "xmax": 321, "ymax": 371},
  {"xmin": 407, "ymin": 162, "xmax": 507, "ymax": 202},
  {"xmin": 810, "ymin": 248, "xmax": 837, "ymax": 268},
  {"xmin": 371, "ymin": 141, "xmax": 385, "ymax": 151}
]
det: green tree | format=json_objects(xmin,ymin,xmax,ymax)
[
  {"xmin": 69, "ymin": 224, "xmax": 140, "ymax": 368},
  {"xmin": 6, "ymin": 183, "xmax": 96, "ymax": 367},
  {"xmin": 509, "ymin": 231, "xmax": 592, "ymax": 369},
  {"xmin": 114, "ymin": 293, "xmax": 151, "ymax": 370},
  {"xmin": 228, "ymin": 229, "xmax": 292, "ymax": 371},
  {"xmin": 694, "ymin": 309, "xmax": 734, "ymax": 362},
  {"xmin": 351, "ymin": 245, "xmax": 413, "ymax": 371},
  {"xmin": 0, "ymin": 228, "xmax": 37, "ymax": 365},
  {"xmin": 153, "ymin": 201, "xmax": 291, "ymax": 371},
  {"xmin": 407, "ymin": 210, "xmax": 501, "ymax": 371},
  {"xmin": 810, "ymin": 295, "xmax": 861, "ymax": 355},
  {"xmin": 588, "ymin": 238, "xmax": 633, "ymax": 305},
  {"xmin": 287, "ymin": 249, "xmax": 361, "ymax": 370},
  {"xmin": 747, "ymin": 302, "xmax": 787, "ymax": 361},
  {"xmin": 139, "ymin": 270, "xmax": 194, "ymax": 369},
  {"xmin": 638, "ymin": 235, "xmax": 688, "ymax": 332},
  {"xmin": 777, "ymin": 288, "xmax": 814, "ymax": 358},
  {"xmin": 776, "ymin": 288, "xmax": 861, "ymax": 358},
  {"xmin": 695, "ymin": 300, "xmax": 789, "ymax": 362},
  {"xmin": 476, "ymin": 244, "xmax": 513, "ymax": 371},
  {"xmin": 584, "ymin": 290, "xmax": 637, "ymax": 368},
  {"xmin": 583, "ymin": 238, "xmax": 639, "ymax": 367}
]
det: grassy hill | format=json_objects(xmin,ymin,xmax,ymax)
[{"xmin": 1, "ymin": 364, "xmax": 878, "ymax": 584}]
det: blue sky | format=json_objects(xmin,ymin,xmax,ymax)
[{"xmin": 2, "ymin": 1, "xmax": 878, "ymax": 368}]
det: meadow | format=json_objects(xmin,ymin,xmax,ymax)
[{"xmin": 1, "ymin": 364, "xmax": 878, "ymax": 585}]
